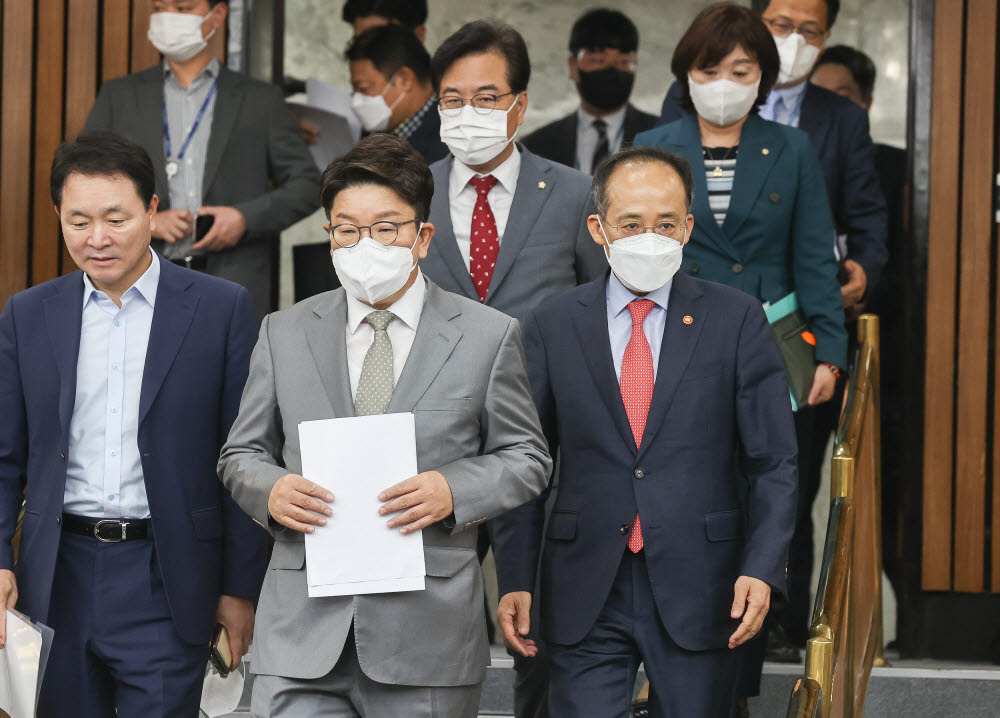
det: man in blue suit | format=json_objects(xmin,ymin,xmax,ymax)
[
  {"xmin": 0, "ymin": 132, "xmax": 268, "ymax": 717},
  {"xmin": 492, "ymin": 147, "xmax": 798, "ymax": 717}
]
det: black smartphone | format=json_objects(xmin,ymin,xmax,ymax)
[{"xmin": 195, "ymin": 214, "xmax": 215, "ymax": 242}]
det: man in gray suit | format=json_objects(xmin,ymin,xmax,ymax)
[
  {"xmin": 85, "ymin": 0, "xmax": 319, "ymax": 318},
  {"xmin": 218, "ymin": 133, "xmax": 551, "ymax": 717},
  {"xmin": 423, "ymin": 21, "xmax": 605, "ymax": 322}
]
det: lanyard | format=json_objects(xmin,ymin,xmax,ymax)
[{"xmin": 163, "ymin": 77, "xmax": 218, "ymax": 163}]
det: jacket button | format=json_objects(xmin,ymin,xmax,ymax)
[
  {"xmin": 769, "ymin": 192, "xmax": 781, "ymax": 203},
  {"xmin": 732, "ymin": 263, "xmax": 744, "ymax": 274},
  {"xmin": 634, "ymin": 468, "xmax": 645, "ymax": 479},
  {"xmin": 689, "ymin": 263, "xmax": 700, "ymax": 274},
  {"xmin": 620, "ymin": 524, "xmax": 629, "ymax": 535}
]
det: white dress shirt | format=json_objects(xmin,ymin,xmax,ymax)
[
  {"xmin": 606, "ymin": 271, "xmax": 672, "ymax": 382},
  {"xmin": 760, "ymin": 80, "xmax": 808, "ymax": 127},
  {"xmin": 64, "ymin": 250, "xmax": 160, "ymax": 519},
  {"xmin": 576, "ymin": 105, "xmax": 627, "ymax": 175},
  {"xmin": 345, "ymin": 271, "xmax": 427, "ymax": 399},
  {"xmin": 448, "ymin": 144, "xmax": 522, "ymax": 272}
]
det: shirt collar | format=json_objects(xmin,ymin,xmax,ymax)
[
  {"xmin": 82, "ymin": 249, "xmax": 161, "ymax": 309},
  {"xmin": 771, "ymin": 80, "xmax": 808, "ymax": 110},
  {"xmin": 393, "ymin": 94, "xmax": 436, "ymax": 141},
  {"xmin": 345, "ymin": 269, "xmax": 426, "ymax": 334},
  {"xmin": 606, "ymin": 270, "xmax": 672, "ymax": 318},
  {"xmin": 578, "ymin": 104, "xmax": 628, "ymax": 136},
  {"xmin": 449, "ymin": 143, "xmax": 522, "ymax": 200},
  {"xmin": 163, "ymin": 56, "xmax": 221, "ymax": 85}
]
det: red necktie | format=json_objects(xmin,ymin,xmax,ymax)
[
  {"xmin": 621, "ymin": 299, "xmax": 655, "ymax": 553},
  {"xmin": 469, "ymin": 175, "xmax": 500, "ymax": 302}
]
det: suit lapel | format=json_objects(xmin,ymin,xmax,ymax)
[
  {"xmin": 637, "ymin": 273, "xmax": 705, "ymax": 459},
  {"xmin": 202, "ymin": 67, "xmax": 244, "ymax": 196},
  {"xmin": 667, "ymin": 115, "xmax": 740, "ymax": 261},
  {"xmin": 552, "ymin": 114, "xmax": 577, "ymax": 167},
  {"xmin": 139, "ymin": 261, "xmax": 199, "ymax": 426},
  {"xmin": 304, "ymin": 290, "xmax": 355, "ymax": 418},
  {"xmin": 799, "ymin": 83, "xmax": 832, "ymax": 156},
  {"xmin": 623, "ymin": 105, "xmax": 642, "ymax": 145},
  {"xmin": 486, "ymin": 147, "xmax": 553, "ymax": 303},
  {"xmin": 386, "ymin": 282, "xmax": 461, "ymax": 413},
  {"xmin": 571, "ymin": 278, "xmax": 637, "ymax": 455},
  {"xmin": 722, "ymin": 114, "xmax": 786, "ymax": 238},
  {"xmin": 42, "ymin": 275, "xmax": 85, "ymax": 439},
  {"xmin": 429, "ymin": 157, "xmax": 479, "ymax": 301},
  {"xmin": 136, "ymin": 68, "xmax": 170, "ymax": 202}
]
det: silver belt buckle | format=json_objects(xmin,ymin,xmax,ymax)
[{"xmin": 94, "ymin": 519, "xmax": 126, "ymax": 543}]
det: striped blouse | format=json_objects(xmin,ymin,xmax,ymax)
[{"xmin": 703, "ymin": 146, "xmax": 739, "ymax": 226}]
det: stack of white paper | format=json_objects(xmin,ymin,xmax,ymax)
[
  {"xmin": 299, "ymin": 413, "xmax": 426, "ymax": 598},
  {"xmin": 287, "ymin": 79, "xmax": 363, "ymax": 172},
  {"xmin": 0, "ymin": 610, "xmax": 53, "ymax": 718}
]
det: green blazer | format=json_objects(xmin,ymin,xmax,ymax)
[{"xmin": 635, "ymin": 113, "xmax": 847, "ymax": 369}]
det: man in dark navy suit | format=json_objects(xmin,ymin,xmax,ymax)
[
  {"xmin": 0, "ymin": 132, "xmax": 267, "ymax": 717},
  {"xmin": 492, "ymin": 147, "xmax": 798, "ymax": 718}
]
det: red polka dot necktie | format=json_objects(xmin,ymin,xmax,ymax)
[
  {"xmin": 469, "ymin": 175, "xmax": 500, "ymax": 302},
  {"xmin": 621, "ymin": 299, "xmax": 655, "ymax": 553}
]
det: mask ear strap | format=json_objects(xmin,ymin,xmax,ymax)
[{"xmin": 597, "ymin": 217, "xmax": 613, "ymax": 261}]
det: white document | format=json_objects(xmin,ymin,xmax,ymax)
[
  {"xmin": 287, "ymin": 102, "xmax": 356, "ymax": 172},
  {"xmin": 299, "ymin": 413, "xmax": 426, "ymax": 598},
  {"xmin": 306, "ymin": 78, "xmax": 362, "ymax": 142},
  {"xmin": 0, "ymin": 610, "xmax": 53, "ymax": 718}
]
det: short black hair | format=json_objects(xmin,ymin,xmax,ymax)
[
  {"xmin": 342, "ymin": 0, "xmax": 427, "ymax": 29},
  {"xmin": 431, "ymin": 20, "xmax": 531, "ymax": 94},
  {"xmin": 346, "ymin": 24, "xmax": 431, "ymax": 85},
  {"xmin": 672, "ymin": 3, "xmax": 779, "ymax": 113},
  {"xmin": 321, "ymin": 134, "xmax": 434, "ymax": 222},
  {"xmin": 569, "ymin": 8, "xmax": 639, "ymax": 55},
  {"xmin": 815, "ymin": 44, "xmax": 876, "ymax": 101},
  {"xmin": 50, "ymin": 131, "xmax": 156, "ymax": 209},
  {"xmin": 751, "ymin": 0, "xmax": 840, "ymax": 29},
  {"xmin": 592, "ymin": 147, "xmax": 695, "ymax": 216}
]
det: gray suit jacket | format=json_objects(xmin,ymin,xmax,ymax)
[
  {"xmin": 423, "ymin": 146, "xmax": 606, "ymax": 322},
  {"xmin": 218, "ymin": 279, "xmax": 551, "ymax": 685},
  {"xmin": 85, "ymin": 64, "xmax": 320, "ymax": 318}
]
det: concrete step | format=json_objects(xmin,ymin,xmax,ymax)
[{"xmin": 212, "ymin": 651, "xmax": 1000, "ymax": 717}]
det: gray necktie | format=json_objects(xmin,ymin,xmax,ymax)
[{"xmin": 354, "ymin": 310, "xmax": 395, "ymax": 416}]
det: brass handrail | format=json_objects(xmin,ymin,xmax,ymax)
[{"xmin": 787, "ymin": 314, "xmax": 884, "ymax": 718}]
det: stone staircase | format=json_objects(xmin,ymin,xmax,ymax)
[{"xmin": 214, "ymin": 649, "xmax": 1000, "ymax": 717}]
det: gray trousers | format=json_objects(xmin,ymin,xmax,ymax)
[{"xmin": 251, "ymin": 631, "xmax": 483, "ymax": 718}]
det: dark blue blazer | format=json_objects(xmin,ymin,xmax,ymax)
[
  {"xmin": 491, "ymin": 272, "xmax": 799, "ymax": 651},
  {"xmin": 0, "ymin": 258, "xmax": 268, "ymax": 645},
  {"xmin": 635, "ymin": 113, "xmax": 848, "ymax": 369},
  {"xmin": 658, "ymin": 81, "xmax": 888, "ymax": 289}
]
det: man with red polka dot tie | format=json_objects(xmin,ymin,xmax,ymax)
[{"xmin": 492, "ymin": 146, "xmax": 799, "ymax": 718}]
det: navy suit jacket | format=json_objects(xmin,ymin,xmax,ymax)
[
  {"xmin": 658, "ymin": 81, "xmax": 888, "ymax": 289},
  {"xmin": 491, "ymin": 272, "xmax": 798, "ymax": 651},
  {"xmin": 635, "ymin": 113, "xmax": 848, "ymax": 369},
  {"xmin": 0, "ymin": 258, "xmax": 268, "ymax": 645}
]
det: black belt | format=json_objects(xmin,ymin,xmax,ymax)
[
  {"xmin": 62, "ymin": 514, "xmax": 150, "ymax": 542},
  {"xmin": 169, "ymin": 255, "xmax": 208, "ymax": 271}
]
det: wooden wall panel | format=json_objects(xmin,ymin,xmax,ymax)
[
  {"xmin": 102, "ymin": 0, "xmax": 132, "ymax": 82},
  {"xmin": 0, "ymin": 0, "xmax": 35, "ymax": 300},
  {"xmin": 921, "ymin": 0, "xmax": 964, "ymax": 591},
  {"xmin": 952, "ymin": 0, "xmax": 997, "ymax": 593},
  {"xmin": 131, "ymin": 0, "xmax": 159, "ymax": 71},
  {"xmin": 64, "ymin": 0, "xmax": 99, "ymax": 138},
  {"xmin": 32, "ymin": 0, "xmax": 67, "ymax": 286}
]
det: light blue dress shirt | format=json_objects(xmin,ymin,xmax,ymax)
[
  {"xmin": 760, "ymin": 80, "xmax": 808, "ymax": 127},
  {"xmin": 64, "ymin": 251, "xmax": 160, "ymax": 519},
  {"xmin": 606, "ymin": 272, "xmax": 672, "ymax": 382}
]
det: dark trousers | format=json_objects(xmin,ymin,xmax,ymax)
[
  {"xmin": 548, "ymin": 551, "xmax": 742, "ymax": 718},
  {"xmin": 512, "ymin": 609, "xmax": 551, "ymax": 718},
  {"xmin": 37, "ymin": 533, "xmax": 208, "ymax": 718}
]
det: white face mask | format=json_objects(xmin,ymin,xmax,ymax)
[
  {"xmin": 351, "ymin": 75, "xmax": 405, "ymax": 133},
  {"xmin": 200, "ymin": 663, "xmax": 245, "ymax": 718},
  {"xmin": 439, "ymin": 99, "xmax": 519, "ymax": 166},
  {"xmin": 687, "ymin": 75, "xmax": 761, "ymax": 127},
  {"xmin": 599, "ymin": 220, "xmax": 686, "ymax": 294},
  {"xmin": 148, "ymin": 11, "xmax": 216, "ymax": 63},
  {"xmin": 773, "ymin": 33, "xmax": 821, "ymax": 85},
  {"xmin": 331, "ymin": 229, "xmax": 421, "ymax": 305}
]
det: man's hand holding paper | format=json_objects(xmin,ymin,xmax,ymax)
[
  {"xmin": 378, "ymin": 470, "xmax": 454, "ymax": 534},
  {"xmin": 267, "ymin": 474, "xmax": 335, "ymax": 533}
]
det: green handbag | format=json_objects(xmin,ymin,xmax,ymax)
[{"xmin": 764, "ymin": 293, "xmax": 816, "ymax": 411}]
